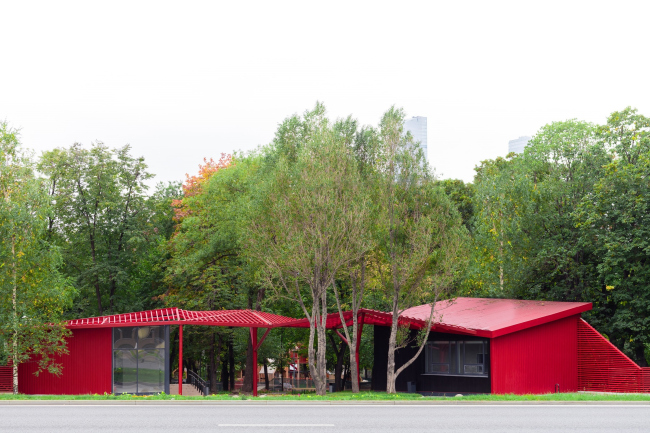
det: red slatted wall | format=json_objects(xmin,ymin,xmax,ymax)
[
  {"xmin": 491, "ymin": 314, "xmax": 579, "ymax": 394},
  {"xmin": 0, "ymin": 360, "xmax": 12, "ymax": 392},
  {"xmin": 578, "ymin": 319, "xmax": 650, "ymax": 393},
  {"xmin": 18, "ymin": 328, "xmax": 112, "ymax": 395}
]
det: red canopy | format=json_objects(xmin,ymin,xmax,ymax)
[{"xmin": 66, "ymin": 307, "xmax": 296, "ymax": 329}]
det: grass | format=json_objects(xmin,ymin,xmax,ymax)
[{"xmin": 1, "ymin": 391, "xmax": 650, "ymax": 401}]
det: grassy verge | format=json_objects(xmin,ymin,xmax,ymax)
[{"xmin": 1, "ymin": 391, "xmax": 650, "ymax": 401}]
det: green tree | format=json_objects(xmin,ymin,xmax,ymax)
[
  {"xmin": 39, "ymin": 143, "xmax": 154, "ymax": 316},
  {"xmin": 246, "ymin": 104, "xmax": 373, "ymax": 395},
  {"xmin": 373, "ymin": 108, "xmax": 469, "ymax": 393},
  {"xmin": 0, "ymin": 122, "xmax": 76, "ymax": 394},
  {"xmin": 575, "ymin": 108, "xmax": 650, "ymax": 365}
]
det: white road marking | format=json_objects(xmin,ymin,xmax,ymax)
[{"xmin": 218, "ymin": 424, "xmax": 335, "ymax": 427}]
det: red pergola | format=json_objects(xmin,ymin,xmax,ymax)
[{"xmin": 67, "ymin": 308, "xmax": 298, "ymax": 396}]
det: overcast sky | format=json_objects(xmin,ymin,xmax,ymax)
[{"xmin": 2, "ymin": 0, "xmax": 649, "ymax": 187}]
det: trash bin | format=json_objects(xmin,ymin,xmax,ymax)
[
  {"xmin": 329, "ymin": 384, "xmax": 335, "ymax": 393},
  {"xmin": 407, "ymin": 381, "xmax": 416, "ymax": 393}
]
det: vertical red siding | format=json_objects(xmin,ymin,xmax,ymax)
[
  {"xmin": 491, "ymin": 314, "xmax": 579, "ymax": 394},
  {"xmin": 577, "ymin": 319, "xmax": 650, "ymax": 393},
  {"xmin": 0, "ymin": 360, "xmax": 12, "ymax": 392},
  {"xmin": 18, "ymin": 328, "xmax": 112, "ymax": 395}
]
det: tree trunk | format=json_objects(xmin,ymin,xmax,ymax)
[
  {"xmin": 242, "ymin": 333, "xmax": 254, "ymax": 392},
  {"xmin": 209, "ymin": 333, "xmax": 219, "ymax": 393},
  {"xmin": 221, "ymin": 349, "xmax": 229, "ymax": 391},
  {"xmin": 263, "ymin": 359, "xmax": 269, "ymax": 390},
  {"xmin": 11, "ymin": 235, "xmax": 18, "ymax": 395},
  {"xmin": 228, "ymin": 339, "xmax": 235, "ymax": 391},
  {"xmin": 329, "ymin": 333, "xmax": 346, "ymax": 392},
  {"xmin": 636, "ymin": 345, "xmax": 648, "ymax": 367},
  {"xmin": 306, "ymin": 295, "xmax": 319, "ymax": 394},
  {"xmin": 385, "ymin": 292, "xmax": 400, "ymax": 394},
  {"xmin": 315, "ymin": 288, "xmax": 328, "ymax": 395}
]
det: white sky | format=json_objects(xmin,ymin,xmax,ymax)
[{"xmin": 2, "ymin": 0, "xmax": 649, "ymax": 186}]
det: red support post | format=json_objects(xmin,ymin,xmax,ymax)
[
  {"xmin": 179, "ymin": 324, "xmax": 183, "ymax": 396},
  {"xmin": 251, "ymin": 327, "xmax": 258, "ymax": 397}
]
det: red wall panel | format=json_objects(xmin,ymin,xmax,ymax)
[
  {"xmin": 0, "ymin": 360, "xmax": 12, "ymax": 392},
  {"xmin": 578, "ymin": 319, "xmax": 650, "ymax": 393},
  {"xmin": 18, "ymin": 328, "xmax": 112, "ymax": 395},
  {"xmin": 491, "ymin": 314, "xmax": 579, "ymax": 394}
]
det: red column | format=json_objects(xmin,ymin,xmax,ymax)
[
  {"xmin": 179, "ymin": 325, "xmax": 183, "ymax": 396},
  {"xmin": 252, "ymin": 327, "xmax": 258, "ymax": 397}
]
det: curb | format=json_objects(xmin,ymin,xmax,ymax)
[{"xmin": 1, "ymin": 400, "xmax": 650, "ymax": 406}]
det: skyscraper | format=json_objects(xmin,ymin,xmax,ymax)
[
  {"xmin": 403, "ymin": 116, "xmax": 428, "ymax": 163},
  {"xmin": 508, "ymin": 136, "xmax": 531, "ymax": 154}
]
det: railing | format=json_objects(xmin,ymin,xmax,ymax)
[
  {"xmin": 578, "ymin": 319, "xmax": 650, "ymax": 393},
  {"xmin": 0, "ymin": 360, "xmax": 12, "ymax": 392},
  {"xmin": 187, "ymin": 369, "xmax": 210, "ymax": 396}
]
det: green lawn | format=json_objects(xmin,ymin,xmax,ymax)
[{"xmin": 1, "ymin": 391, "xmax": 650, "ymax": 401}]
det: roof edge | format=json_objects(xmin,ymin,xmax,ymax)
[{"xmin": 489, "ymin": 302, "xmax": 592, "ymax": 338}]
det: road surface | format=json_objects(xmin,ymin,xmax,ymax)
[{"xmin": 2, "ymin": 403, "xmax": 649, "ymax": 433}]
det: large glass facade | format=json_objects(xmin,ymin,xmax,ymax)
[{"xmin": 113, "ymin": 326, "xmax": 169, "ymax": 394}]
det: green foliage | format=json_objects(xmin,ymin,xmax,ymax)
[
  {"xmin": 38, "ymin": 143, "xmax": 171, "ymax": 316},
  {"xmin": 0, "ymin": 122, "xmax": 76, "ymax": 386},
  {"xmin": 465, "ymin": 107, "xmax": 650, "ymax": 365},
  {"xmin": 574, "ymin": 108, "xmax": 650, "ymax": 363}
]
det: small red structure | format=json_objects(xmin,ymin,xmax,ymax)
[{"xmin": 5, "ymin": 298, "xmax": 650, "ymax": 395}]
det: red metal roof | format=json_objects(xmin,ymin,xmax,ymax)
[
  {"xmin": 66, "ymin": 298, "xmax": 592, "ymax": 336},
  {"xmin": 66, "ymin": 308, "xmax": 296, "ymax": 329},
  {"xmin": 278, "ymin": 298, "xmax": 591, "ymax": 338},
  {"xmin": 400, "ymin": 297, "xmax": 592, "ymax": 338}
]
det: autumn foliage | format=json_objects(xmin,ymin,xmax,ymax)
[{"xmin": 172, "ymin": 154, "xmax": 232, "ymax": 222}]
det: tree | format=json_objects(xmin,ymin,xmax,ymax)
[
  {"xmin": 0, "ymin": 122, "xmax": 76, "ymax": 394},
  {"xmin": 246, "ymin": 104, "xmax": 373, "ymax": 395},
  {"xmin": 39, "ymin": 143, "xmax": 154, "ymax": 316},
  {"xmin": 574, "ymin": 108, "xmax": 650, "ymax": 365},
  {"xmin": 373, "ymin": 107, "xmax": 469, "ymax": 393}
]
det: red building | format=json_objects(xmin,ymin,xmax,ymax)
[
  {"xmin": 372, "ymin": 298, "xmax": 588, "ymax": 394},
  {"xmin": 3, "ymin": 298, "xmax": 650, "ymax": 395}
]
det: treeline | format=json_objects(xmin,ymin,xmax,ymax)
[
  {"xmin": 1, "ymin": 105, "xmax": 649, "ymax": 395},
  {"xmin": 453, "ymin": 107, "xmax": 650, "ymax": 366}
]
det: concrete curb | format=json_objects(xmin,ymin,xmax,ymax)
[{"xmin": 1, "ymin": 400, "xmax": 650, "ymax": 406}]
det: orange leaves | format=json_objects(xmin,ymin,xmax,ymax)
[{"xmin": 172, "ymin": 154, "xmax": 232, "ymax": 222}]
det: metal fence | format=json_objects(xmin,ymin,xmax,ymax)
[{"xmin": 578, "ymin": 319, "xmax": 650, "ymax": 393}]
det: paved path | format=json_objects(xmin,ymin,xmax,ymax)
[
  {"xmin": 2, "ymin": 404, "xmax": 650, "ymax": 433},
  {"xmin": 169, "ymin": 383, "xmax": 203, "ymax": 396}
]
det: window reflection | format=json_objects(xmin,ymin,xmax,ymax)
[
  {"xmin": 113, "ymin": 326, "xmax": 167, "ymax": 394},
  {"xmin": 425, "ymin": 339, "xmax": 488, "ymax": 376}
]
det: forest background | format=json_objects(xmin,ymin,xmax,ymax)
[{"xmin": 1, "ymin": 104, "xmax": 649, "ymax": 395}]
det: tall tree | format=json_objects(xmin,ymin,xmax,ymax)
[
  {"xmin": 372, "ymin": 107, "xmax": 469, "ymax": 393},
  {"xmin": 39, "ymin": 143, "xmax": 153, "ymax": 315},
  {"xmin": 0, "ymin": 122, "xmax": 76, "ymax": 394},
  {"xmin": 246, "ymin": 104, "xmax": 373, "ymax": 395},
  {"xmin": 575, "ymin": 108, "xmax": 650, "ymax": 365}
]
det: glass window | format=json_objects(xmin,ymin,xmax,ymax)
[
  {"xmin": 113, "ymin": 326, "xmax": 167, "ymax": 394},
  {"xmin": 113, "ymin": 350, "xmax": 137, "ymax": 394},
  {"xmin": 428, "ymin": 341, "xmax": 450, "ymax": 364},
  {"xmin": 464, "ymin": 341, "xmax": 484, "ymax": 364},
  {"xmin": 137, "ymin": 349, "xmax": 165, "ymax": 393},
  {"xmin": 425, "ymin": 339, "xmax": 487, "ymax": 376},
  {"xmin": 113, "ymin": 327, "xmax": 138, "ymax": 349}
]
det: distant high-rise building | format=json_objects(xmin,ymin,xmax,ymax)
[
  {"xmin": 508, "ymin": 136, "xmax": 531, "ymax": 154},
  {"xmin": 404, "ymin": 116, "xmax": 428, "ymax": 163}
]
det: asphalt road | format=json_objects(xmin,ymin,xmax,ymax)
[{"xmin": 2, "ymin": 404, "xmax": 649, "ymax": 433}]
